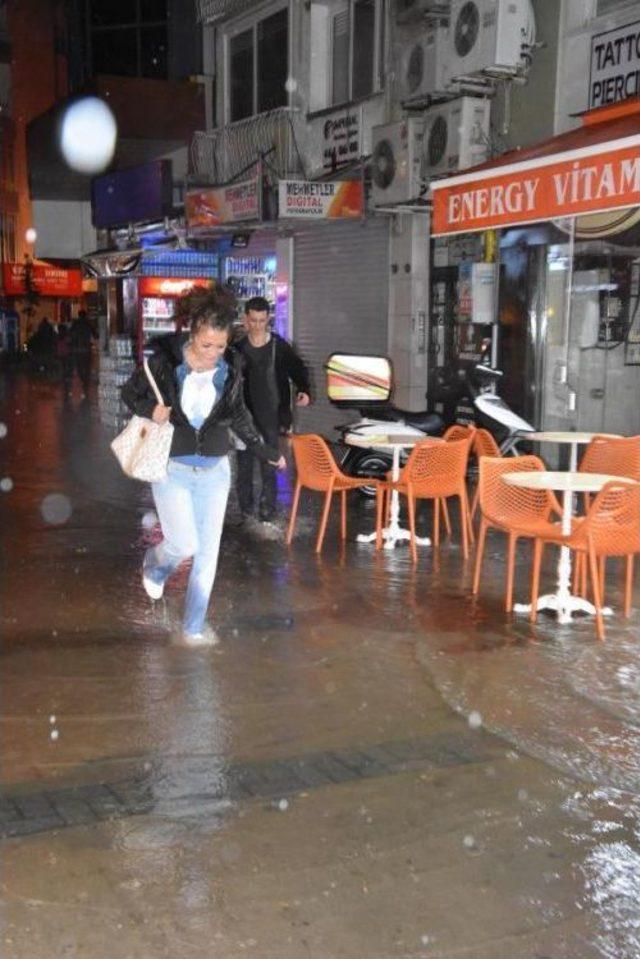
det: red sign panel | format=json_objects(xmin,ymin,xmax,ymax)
[
  {"xmin": 138, "ymin": 277, "xmax": 212, "ymax": 298},
  {"xmin": 431, "ymin": 139, "xmax": 640, "ymax": 236},
  {"xmin": 2, "ymin": 262, "xmax": 83, "ymax": 297}
]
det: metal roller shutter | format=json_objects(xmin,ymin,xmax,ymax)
[{"xmin": 292, "ymin": 218, "xmax": 389, "ymax": 438}]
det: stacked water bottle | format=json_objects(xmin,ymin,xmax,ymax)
[{"xmin": 98, "ymin": 335, "xmax": 135, "ymax": 434}]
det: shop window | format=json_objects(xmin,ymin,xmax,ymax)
[
  {"xmin": 92, "ymin": 28, "xmax": 138, "ymax": 76},
  {"xmin": 91, "ymin": 0, "xmax": 135, "ymax": 26},
  {"xmin": 227, "ymin": 7, "xmax": 289, "ymax": 122},
  {"xmin": 88, "ymin": 0, "xmax": 168, "ymax": 79},
  {"xmin": 312, "ymin": 0, "xmax": 385, "ymax": 111}
]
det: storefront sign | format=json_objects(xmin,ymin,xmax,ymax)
[
  {"xmin": 323, "ymin": 112, "xmax": 360, "ymax": 172},
  {"xmin": 2, "ymin": 262, "xmax": 83, "ymax": 297},
  {"xmin": 278, "ymin": 180, "xmax": 364, "ymax": 219},
  {"xmin": 589, "ymin": 20, "xmax": 640, "ymax": 108},
  {"xmin": 431, "ymin": 139, "xmax": 640, "ymax": 236},
  {"xmin": 186, "ymin": 177, "xmax": 261, "ymax": 229},
  {"xmin": 138, "ymin": 277, "xmax": 212, "ymax": 297}
]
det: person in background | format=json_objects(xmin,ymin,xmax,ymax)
[
  {"xmin": 121, "ymin": 287, "xmax": 285, "ymax": 646},
  {"xmin": 69, "ymin": 310, "xmax": 97, "ymax": 395},
  {"xmin": 234, "ymin": 296, "xmax": 311, "ymax": 523},
  {"xmin": 56, "ymin": 323, "xmax": 73, "ymax": 394},
  {"xmin": 26, "ymin": 316, "xmax": 56, "ymax": 374}
]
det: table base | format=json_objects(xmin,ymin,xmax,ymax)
[
  {"xmin": 513, "ymin": 593, "xmax": 613, "ymax": 625},
  {"xmin": 357, "ymin": 526, "xmax": 431, "ymax": 550}
]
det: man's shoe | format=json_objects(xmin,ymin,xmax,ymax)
[{"xmin": 142, "ymin": 572, "xmax": 164, "ymax": 600}]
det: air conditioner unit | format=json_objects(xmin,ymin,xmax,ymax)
[
  {"xmin": 443, "ymin": 0, "xmax": 535, "ymax": 84},
  {"xmin": 394, "ymin": 24, "xmax": 448, "ymax": 100},
  {"xmin": 371, "ymin": 119, "xmax": 425, "ymax": 206},
  {"xmin": 421, "ymin": 96, "xmax": 490, "ymax": 179}
]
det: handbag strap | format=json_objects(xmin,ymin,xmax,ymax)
[{"xmin": 143, "ymin": 358, "xmax": 165, "ymax": 407}]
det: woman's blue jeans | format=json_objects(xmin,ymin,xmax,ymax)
[{"xmin": 145, "ymin": 458, "xmax": 231, "ymax": 635}]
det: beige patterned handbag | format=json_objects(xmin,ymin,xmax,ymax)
[{"xmin": 111, "ymin": 359, "xmax": 174, "ymax": 482}]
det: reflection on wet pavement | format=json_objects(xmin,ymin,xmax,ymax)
[{"xmin": 2, "ymin": 369, "xmax": 640, "ymax": 958}]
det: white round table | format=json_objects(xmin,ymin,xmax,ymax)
[
  {"xmin": 503, "ymin": 470, "xmax": 636, "ymax": 624},
  {"xmin": 517, "ymin": 431, "xmax": 620, "ymax": 472},
  {"xmin": 344, "ymin": 432, "xmax": 442, "ymax": 549}
]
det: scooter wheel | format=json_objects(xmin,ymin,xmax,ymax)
[{"xmin": 350, "ymin": 452, "xmax": 392, "ymax": 499}]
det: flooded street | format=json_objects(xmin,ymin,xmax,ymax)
[{"xmin": 2, "ymin": 369, "xmax": 640, "ymax": 958}]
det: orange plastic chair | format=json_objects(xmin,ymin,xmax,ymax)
[
  {"xmin": 443, "ymin": 423, "xmax": 477, "ymax": 443},
  {"xmin": 472, "ymin": 456, "xmax": 563, "ymax": 612},
  {"xmin": 286, "ymin": 434, "xmax": 384, "ymax": 554},
  {"xmin": 470, "ymin": 429, "xmax": 501, "ymax": 520},
  {"xmin": 439, "ymin": 424, "xmax": 476, "ymax": 541},
  {"xmin": 579, "ymin": 434, "xmax": 640, "ymax": 479},
  {"xmin": 578, "ymin": 435, "xmax": 640, "ymax": 513},
  {"xmin": 382, "ymin": 437, "xmax": 473, "ymax": 563},
  {"xmin": 530, "ymin": 481, "xmax": 640, "ymax": 640}
]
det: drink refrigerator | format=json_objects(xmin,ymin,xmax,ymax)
[{"xmin": 137, "ymin": 276, "xmax": 212, "ymax": 359}]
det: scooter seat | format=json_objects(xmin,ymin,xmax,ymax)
[{"xmin": 388, "ymin": 408, "xmax": 444, "ymax": 434}]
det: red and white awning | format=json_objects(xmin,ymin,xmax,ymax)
[{"xmin": 430, "ymin": 98, "xmax": 640, "ymax": 236}]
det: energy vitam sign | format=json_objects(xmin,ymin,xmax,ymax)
[{"xmin": 431, "ymin": 138, "xmax": 640, "ymax": 237}]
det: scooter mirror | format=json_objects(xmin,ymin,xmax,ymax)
[{"xmin": 325, "ymin": 353, "xmax": 393, "ymax": 406}]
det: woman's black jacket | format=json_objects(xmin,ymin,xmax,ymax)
[{"xmin": 120, "ymin": 334, "xmax": 279, "ymax": 462}]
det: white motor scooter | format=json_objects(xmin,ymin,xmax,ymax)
[{"xmin": 468, "ymin": 365, "xmax": 535, "ymax": 453}]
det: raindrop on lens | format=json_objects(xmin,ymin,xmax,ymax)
[
  {"xmin": 0, "ymin": 477, "xmax": 13, "ymax": 492},
  {"xmin": 50, "ymin": 729, "xmax": 59, "ymax": 741},
  {"xmin": 59, "ymin": 96, "xmax": 117, "ymax": 174},
  {"xmin": 463, "ymin": 834, "xmax": 476, "ymax": 849},
  {"xmin": 285, "ymin": 76, "xmax": 297, "ymax": 93},
  {"xmin": 141, "ymin": 511, "xmax": 158, "ymax": 530},
  {"xmin": 0, "ymin": 423, "xmax": 6, "ymax": 438},
  {"xmin": 41, "ymin": 493, "xmax": 72, "ymax": 525},
  {"xmin": 277, "ymin": 799, "xmax": 289, "ymax": 811},
  {"xmin": 25, "ymin": 227, "xmax": 37, "ymax": 244}
]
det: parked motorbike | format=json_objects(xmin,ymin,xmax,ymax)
[
  {"xmin": 325, "ymin": 353, "xmax": 444, "ymax": 496},
  {"xmin": 463, "ymin": 365, "xmax": 535, "ymax": 454},
  {"xmin": 325, "ymin": 353, "xmax": 538, "ymax": 495}
]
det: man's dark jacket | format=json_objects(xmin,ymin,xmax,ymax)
[
  {"xmin": 120, "ymin": 333, "xmax": 279, "ymax": 462},
  {"xmin": 234, "ymin": 332, "xmax": 311, "ymax": 432}
]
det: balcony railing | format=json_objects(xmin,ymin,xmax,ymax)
[{"xmin": 190, "ymin": 107, "xmax": 305, "ymax": 184}]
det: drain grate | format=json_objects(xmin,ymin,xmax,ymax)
[{"xmin": 0, "ymin": 731, "xmax": 490, "ymax": 838}]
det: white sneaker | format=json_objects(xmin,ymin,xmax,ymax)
[
  {"xmin": 142, "ymin": 572, "xmax": 164, "ymax": 600},
  {"xmin": 182, "ymin": 630, "xmax": 220, "ymax": 647}
]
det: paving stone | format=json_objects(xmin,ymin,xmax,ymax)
[
  {"xmin": 0, "ymin": 799, "xmax": 24, "ymax": 822},
  {"xmin": 49, "ymin": 798, "xmax": 96, "ymax": 827},
  {"xmin": 13, "ymin": 794, "xmax": 55, "ymax": 819}
]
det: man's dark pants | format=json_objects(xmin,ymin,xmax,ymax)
[
  {"xmin": 74, "ymin": 352, "xmax": 92, "ymax": 391},
  {"xmin": 236, "ymin": 424, "xmax": 279, "ymax": 518}
]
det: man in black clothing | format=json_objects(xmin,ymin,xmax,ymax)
[{"xmin": 234, "ymin": 297, "xmax": 310, "ymax": 522}]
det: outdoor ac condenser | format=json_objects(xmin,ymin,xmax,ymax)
[
  {"xmin": 443, "ymin": 0, "xmax": 535, "ymax": 84},
  {"xmin": 371, "ymin": 119, "xmax": 426, "ymax": 206},
  {"xmin": 394, "ymin": 24, "xmax": 448, "ymax": 100},
  {"xmin": 421, "ymin": 96, "xmax": 490, "ymax": 180}
]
